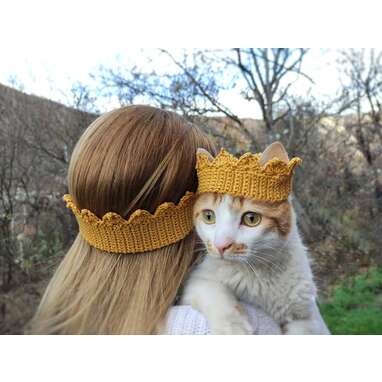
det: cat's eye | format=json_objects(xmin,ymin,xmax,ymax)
[
  {"xmin": 201, "ymin": 209, "xmax": 216, "ymax": 224},
  {"xmin": 241, "ymin": 211, "xmax": 261, "ymax": 227}
]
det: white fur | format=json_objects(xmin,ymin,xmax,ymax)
[{"xmin": 181, "ymin": 195, "xmax": 322, "ymax": 335}]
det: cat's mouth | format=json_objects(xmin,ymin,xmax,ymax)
[{"xmin": 209, "ymin": 251, "xmax": 248, "ymax": 262}]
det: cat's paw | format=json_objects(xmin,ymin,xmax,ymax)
[{"xmin": 210, "ymin": 310, "xmax": 253, "ymax": 335}]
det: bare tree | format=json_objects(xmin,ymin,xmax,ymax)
[
  {"xmin": 67, "ymin": 82, "xmax": 100, "ymax": 114},
  {"xmin": 339, "ymin": 49, "xmax": 382, "ymax": 212},
  {"xmin": 229, "ymin": 48, "xmax": 310, "ymax": 132},
  {"xmin": 0, "ymin": 83, "xmax": 97, "ymax": 291},
  {"xmin": 97, "ymin": 49, "xmax": 311, "ymax": 148},
  {"xmin": 0, "ymin": 115, "xmax": 19, "ymax": 289},
  {"xmin": 97, "ymin": 50, "xmax": 261, "ymax": 149},
  {"xmin": 0, "ymin": 96, "xmax": 33, "ymax": 289},
  {"xmin": 97, "ymin": 51, "xmax": 230, "ymax": 117}
]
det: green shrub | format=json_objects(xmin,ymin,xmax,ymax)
[{"xmin": 319, "ymin": 267, "xmax": 382, "ymax": 334}]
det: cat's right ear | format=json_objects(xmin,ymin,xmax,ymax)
[
  {"xmin": 196, "ymin": 148, "xmax": 214, "ymax": 161},
  {"xmin": 259, "ymin": 141, "xmax": 289, "ymax": 166}
]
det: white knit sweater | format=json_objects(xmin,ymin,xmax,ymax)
[{"xmin": 166, "ymin": 303, "xmax": 330, "ymax": 335}]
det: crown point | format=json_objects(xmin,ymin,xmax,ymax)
[
  {"xmin": 63, "ymin": 191, "xmax": 196, "ymax": 253},
  {"xmin": 196, "ymin": 148, "xmax": 302, "ymax": 202}
]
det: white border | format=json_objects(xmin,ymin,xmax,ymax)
[
  {"xmin": 1, "ymin": 0, "xmax": 381, "ymax": 47},
  {"xmin": 1, "ymin": 336, "xmax": 380, "ymax": 382}
]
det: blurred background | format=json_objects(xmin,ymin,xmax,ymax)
[{"xmin": 0, "ymin": 47, "xmax": 381, "ymax": 334}]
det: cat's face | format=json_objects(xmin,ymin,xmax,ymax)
[{"xmin": 193, "ymin": 192, "xmax": 293, "ymax": 265}]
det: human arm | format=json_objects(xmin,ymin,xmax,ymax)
[
  {"xmin": 165, "ymin": 303, "xmax": 281, "ymax": 334},
  {"xmin": 165, "ymin": 302, "xmax": 330, "ymax": 335}
]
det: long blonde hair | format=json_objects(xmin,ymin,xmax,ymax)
[{"xmin": 29, "ymin": 105, "xmax": 215, "ymax": 334}]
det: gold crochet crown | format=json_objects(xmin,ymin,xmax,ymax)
[
  {"xmin": 196, "ymin": 148, "xmax": 302, "ymax": 202},
  {"xmin": 63, "ymin": 192, "xmax": 195, "ymax": 254}
]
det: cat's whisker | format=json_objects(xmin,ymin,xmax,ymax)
[
  {"xmin": 243, "ymin": 259, "xmax": 264, "ymax": 289},
  {"xmin": 249, "ymin": 248, "xmax": 286, "ymax": 267},
  {"xmin": 251, "ymin": 235, "xmax": 291, "ymax": 260},
  {"xmin": 249, "ymin": 255, "xmax": 282, "ymax": 274},
  {"xmin": 251, "ymin": 241, "xmax": 285, "ymax": 253},
  {"xmin": 247, "ymin": 250, "xmax": 285, "ymax": 273},
  {"xmin": 237, "ymin": 250, "xmax": 273, "ymax": 274},
  {"xmin": 250, "ymin": 245, "xmax": 282, "ymax": 258}
]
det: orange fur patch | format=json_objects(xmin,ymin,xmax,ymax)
[
  {"xmin": 206, "ymin": 240, "xmax": 214, "ymax": 252},
  {"xmin": 194, "ymin": 193, "xmax": 220, "ymax": 216},
  {"xmin": 194, "ymin": 193, "xmax": 292, "ymax": 238},
  {"xmin": 247, "ymin": 199, "xmax": 292, "ymax": 236},
  {"xmin": 231, "ymin": 243, "xmax": 248, "ymax": 253}
]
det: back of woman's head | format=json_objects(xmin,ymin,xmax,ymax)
[
  {"xmin": 29, "ymin": 105, "xmax": 215, "ymax": 334},
  {"xmin": 69, "ymin": 105, "xmax": 212, "ymax": 217}
]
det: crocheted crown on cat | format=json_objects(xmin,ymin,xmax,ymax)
[
  {"xmin": 196, "ymin": 147, "xmax": 302, "ymax": 202},
  {"xmin": 63, "ymin": 192, "xmax": 195, "ymax": 254}
]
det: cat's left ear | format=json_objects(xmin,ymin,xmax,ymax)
[
  {"xmin": 259, "ymin": 141, "xmax": 289, "ymax": 165},
  {"xmin": 196, "ymin": 148, "xmax": 214, "ymax": 161}
]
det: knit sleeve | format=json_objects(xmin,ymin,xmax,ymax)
[
  {"xmin": 165, "ymin": 303, "xmax": 282, "ymax": 335},
  {"xmin": 165, "ymin": 302, "xmax": 330, "ymax": 335}
]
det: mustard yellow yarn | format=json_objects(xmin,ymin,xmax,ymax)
[
  {"xmin": 196, "ymin": 148, "xmax": 302, "ymax": 202},
  {"xmin": 63, "ymin": 192, "xmax": 195, "ymax": 254}
]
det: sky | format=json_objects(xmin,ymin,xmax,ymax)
[
  {"xmin": 0, "ymin": 46, "xmax": 343, "ymax": 118},
  {"xmin": 0, "ymin": 2, "xmax": 350, "ymax": 119}
]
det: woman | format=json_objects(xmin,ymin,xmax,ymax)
[{"xmin": 30, "ymin": 105, "xmax": 328, "ymax": 334}]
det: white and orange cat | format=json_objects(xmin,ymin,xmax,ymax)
[{"xmin": 181, "ymin": 142, "xmax": 321, "ymax": 334}]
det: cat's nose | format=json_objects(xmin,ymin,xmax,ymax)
[{"xmin": 215, "ymin": 240, "xmax": 233, "ymax": 256}]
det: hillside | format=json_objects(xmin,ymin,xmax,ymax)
[{"xmin": 0, "ymin": 83, "xmax": 97, "ymax": 129}]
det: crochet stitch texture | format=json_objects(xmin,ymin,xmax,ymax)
[
  {"xmin": 196, "ymin": 148, "xmax": 302, "ymax": 201},
  {"xmin": 63, "ymin": 192, "xmax": 195, "ymax": 253}
]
